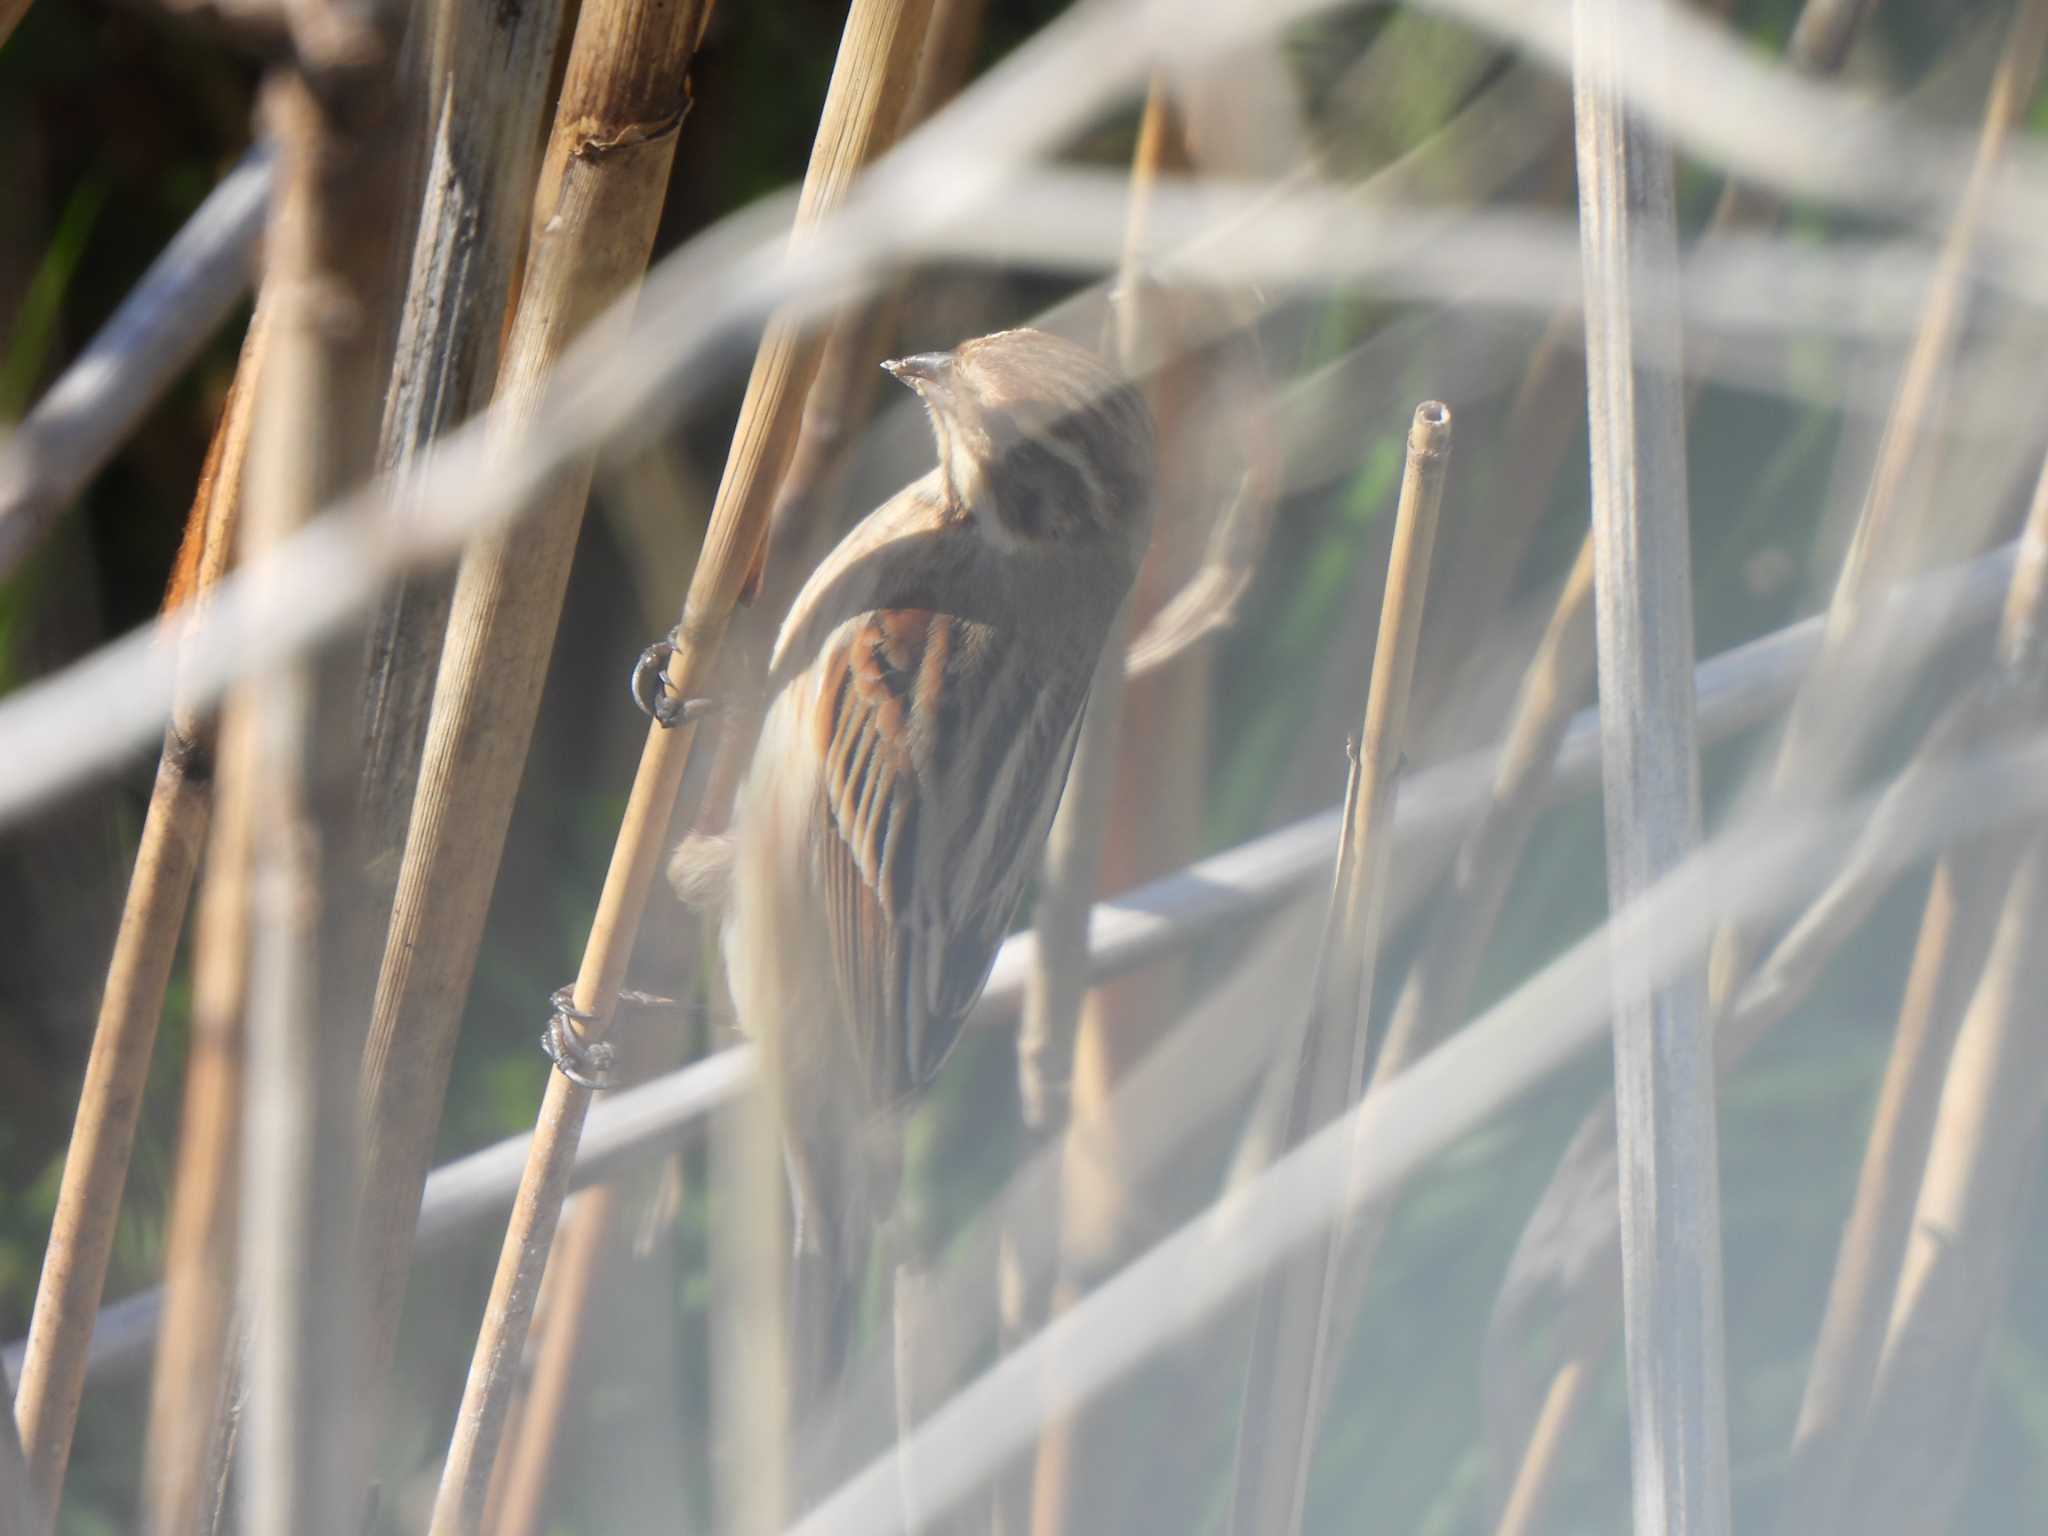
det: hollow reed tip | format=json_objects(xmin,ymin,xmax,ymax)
[{"xmin": 1406, "ymin": 401, "xmax": 1452, "ymax": 464}]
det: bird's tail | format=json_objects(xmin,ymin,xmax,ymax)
[{"xmin": 786, "ymin": 1121, "xmax": 903, "ymax": 1400}]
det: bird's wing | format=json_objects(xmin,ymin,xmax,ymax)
[{"xmin": 810, "ymin": 607, "xmax": 1088, "ymax": 1108}]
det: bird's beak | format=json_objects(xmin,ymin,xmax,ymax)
[{"xmin": 883, "ymin": 352, "xmax": 953, "ymax": 396}]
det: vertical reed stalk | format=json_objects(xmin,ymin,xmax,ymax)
[
  {"xmin": 12, "ymin": 317, "xmax": 254, "ymax": 1530},
  {"xmin": 426, "ymin": 5, "xmax": 934, "ymax": 1530},
  {"xmin": 355, "ymin": 0, "xmax": 570, "ymax": 882},
  {"xmin": 235, "ymin": 7, "xmax": 403, "ymax": 1526},
  {"xmin": 347, "ymin": 0, "xmax": 691, "ymax": 1460},
  {"xmin": 1573, "ymin": 0, "xmax": 1729, "ymax": 1530},
  {"xmin": 1227, "ymin": 400, "xmax": 1451, "ymax": 1536}
]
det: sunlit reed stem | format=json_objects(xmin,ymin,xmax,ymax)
[{"xmin": 1227, "ymin": 399, "xmax": 1450, "ymax": 1536}]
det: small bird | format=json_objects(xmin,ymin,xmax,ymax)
[{"xmin": 673, "ymin": 326, "xmax": 1155, "ymax": 1385}]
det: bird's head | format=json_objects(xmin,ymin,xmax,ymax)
[{"xmin": 884, "ymin": 327, "xmax": 1155, "ymax": 560}]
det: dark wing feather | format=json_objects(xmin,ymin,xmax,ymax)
[{"xmin": 810, "ymin": 608, "xmax": 1088, "ymax": 1109}]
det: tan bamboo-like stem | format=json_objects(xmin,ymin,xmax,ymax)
[
  {"xmin": 135, "ymin": 315, "xmax": 269, "ymax": 1536},
  {"xmin": 1774, "ymin": 431, "xmax": 2048, "ymax": 1533},
  {"xmin": 235, "ymin": 12, "xmax": 405, "ymax": 1527},
  {"xmin": 11, "ymin": 316, "xmax": 256, "ymax": 1530},
  {"xmin": 479, "ymin": 1187, "xmax": 620, "ymax": 1536},
  {"xmin": 1493, "ymin": 1354, "xmax": 1595, "ymax": 1536},
  {"xmin": 350, "ymin": 0, "xmax": 709, "ymax": 1466},
  {"xmin": 427, "ymin": 5, "xmax": 934, "ymax": 1531},
  {"xmin": 141, "ymin": 717, "xmax": 255, "ymax": 1536},
  {"xmin": 1709, "ymin": 0, "xmax": 2048, "ymax": 1006},
  {"xmin": 352, "ymin": 0, "xmax": 572, "ymax": 992},
  {"xmin": 1836, "ymin": 829, "xmax": 2048, "ymax": 1536},
  {"xmin": 1227, "ymin": 401, "xmax": 1451, "ymax": 1536}
]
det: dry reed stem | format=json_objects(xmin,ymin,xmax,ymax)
[
  {"xmin": 141, "ymin": 709, "xmax": 254, "ymax": 1536},
  {"xmin": 11, "ymin": 317, "xmax": 255, "ymax": 1528},
  {"xmin": 1493, "ymin": 1353, "xmax": 1595, "ymax": 1536},
  {"xmin": 1573, "ymin": 0, "xmax": 1730, "ymax": 1524},
  {"xmin": 427, "ymin": 4, "xmax": 934, "ymax": 1530},
  {"xmin": 1710, "ymin": 0, "xmax": 2048, "ymax": 1005},
  {"xmin": 1490, "ymin": 0, "xmax": 2048, "ymax": 1516},
  {"xmin": 1835, "ymin": 826, "xmax": 2048, "ymax": 1535},
  {"xmin": 351, "ymin": 0, "xmax": 708, "ymax": 1470},
  {"xmin": 235, "ymin": 15, "xmax": 405, "ymax": 1526},
  {"xmin": 1227, "ymin": 401, "xmax": 1451, "ymax": 1536},
  {"xmin": 136, "ymin": 313, "xmax": 269, "ymax": 1536},
  {"xmin": 1313, "ymin": 539, "xmax": 1597, "ymax": 1390},
  {"xmin": 479, "ymin": 1186, "xmax": 620, "ymax": 1536},
  {"xmin": 1773, "ymin": 432, "xmax": 2048, "ymax": 1532},
  {"xmin": 354, "ymin": 0, "xmax": 573, "ymax": 961},
  {"xmin": 1348, "ymin": 0, "xmax": 1865, "ymax": 1406},
  {"xmin": 24, "ymin": 527, "xmax": 2023, "ymax": 1416}
]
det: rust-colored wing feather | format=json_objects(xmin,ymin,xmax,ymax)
[{"xmin": 810, "ymin": 607, "xmax": 1088, "ymax": 1109}]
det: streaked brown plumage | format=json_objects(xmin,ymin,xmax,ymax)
[{"xmin": 686, "ymin": 326, "xmax": 1153, "ymax": 1378}]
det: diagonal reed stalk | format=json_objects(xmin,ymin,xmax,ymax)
[
  {"xmin": 12, "ymin": 310, "xmax": 256, "ymax": 1530},
  {"xmin": 476, "ymin": 1185, "xmax": 622, "ymax": 1536},
  {"xmin": 1227, "ymin": 400, "xmax": 1451, "ymax": 1536},
  {"xmin": 1572, "ymin": 0, "xmax": 1729, "ymax": 1530},
  {"xmin": 1837, "ymin": 827, "xmax": 2048, "ymax": 1535},
  {"xmin": 0, "ymin": 150, "xmax": 270, "ymax": 585},
  {"xmin": 426, "ymin": 4, "xmax": 935, "ymax": 1531},
  {"xmin": 1779, "ymin": 423, "xmax": 2048, "ymax": 1532},
  {"xmin": 136, "ymin": 309, "xmax": 269, "ymax": 1536}
]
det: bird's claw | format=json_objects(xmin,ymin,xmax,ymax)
[
  {"xmin": 630, "ymin": 629, "xmax": 717, "ymax": 728},
  {"xmin": 542, "ymin": 984, "xmax": 615, "ymax": 1091}
]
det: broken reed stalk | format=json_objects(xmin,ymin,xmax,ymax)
[
  {"xmin": 1572, "ymin": 0, "xmax": 1730, "ymax": 1527},
  {"xmin": 351, "ymin": 0, "xmax": 708, "ymax": 1481},
  {"xmin": 394, "ymin": 0, "xmax": 708, "ymax": 1510},
  {"xmin": 1778, "ymin": 423, "xmax": 2048, "ymax": 1532},
  {"xmin": 235, "ymin": 9, "xmax": 405, "ymax": 1528},
  {"xmin": 11, "ymin": 321, "xmax": 256, "ymax": 1528},
  {"xmin": 1492, "ymin": 0, "xmax": 2048, "ymax": 1514},
  {"xmin": 426, "ymin": 4, "xmax": 935, "ymax": 1530},
  {"xmin": 136, "ymin": 315, "xmax": 269, "ymax": 1536},
  {"xmin": 1337, "ymin": 0, "xmax": 1856, "ymax": 1394},
  {"xmin": 1839, "ymin": 827, "xmax": 2048, "ymax": 1535},
  {"xmin": 1227, "ymin": 400, "xmax": 1450, "ymax": 1536},
  {"xmin": 1313, "ymin": 539, "xmax": 1597, "ymax": 1387},
  {"xmin": 352, "ymin": 0, "xmax": 571, "ymax": 994}
]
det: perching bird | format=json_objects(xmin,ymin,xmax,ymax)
[{"xmin": 665, "ymin": 326, "xmax": 1155, "ymax": 1386}]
